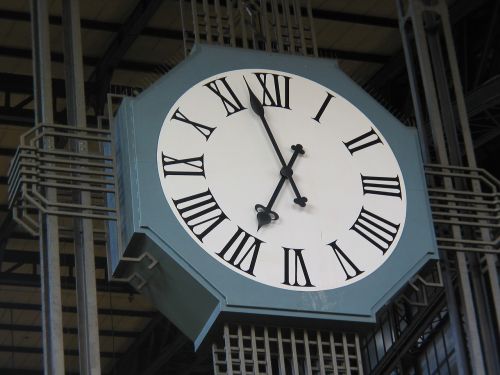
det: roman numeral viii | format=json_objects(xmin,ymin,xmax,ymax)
[
  {"xmin": 217, "ymin": 227, "xmax": 263, "ymax": 276},
  {"xmin": 328, "ymin": 241, "xmax": 363, "ymax": 280},
  {"xmin": 161, "ymin": 153, "xmax": 204, "ymax": 177},
  {"xmin": 350, "ymin": 207, "xmax": 400, "ymax": 254},
  {"xmin": 361, "ymin": 175, "xmax": 402, "ymax": 198},
  {"xmin": 254, "ymin": 72, "xmax": 291, "ymax": 109},
  {"xmin": 172, "ymin": 189, "xmax": 227, "ymax": 242},
  {"xmin": 344, "ymin": 128, "xmax": 382, "ymax": 154},
  {"xmin": 282, "ymin": 248, "xmax": 314, "ymax": 287},
  {"xmin": 204, "ymin": 77, "xmax": 246, "ymax": 116},
  {"xmin": 171, "ymin": 108, "xmax": 215, "ymax": 141}
]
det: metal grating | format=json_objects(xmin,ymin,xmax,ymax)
[
  {"xmin": 212, "ymin": 324, "xmax": 363, "ymax": 375},
  {"xmin": 180, "ymin": 0, "xmax": 318, "ymax": 57}
]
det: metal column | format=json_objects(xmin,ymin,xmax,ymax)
[
  {"xmin": 397, "ymin": 1, "xmax": 500, "ymax": 374},
  {"xmin": 62, "ymin": 1, "xmax": 102, "ymax": 374},
  {"xmin": 30, "ymin": 0, "xmax": 65, "ymax": 373}
]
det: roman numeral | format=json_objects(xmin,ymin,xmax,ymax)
[
  {"xmin": 204, "ymin": 77, "xmax": 246, "ymax": 116},
  {"xmin": 282, "ymin": 248, "xmax": 314, "ymax": 287},
  {"xmin": 161, "ymin": 153, "xmax": 205, "ymax": 177},
  {"xmin": 343, "ymin": 128, "xmax": 382, "ymax": 154},
  {"xmin": 328, "ymin": 241, "xmax": 364, "ymax": 280},
  {"xmin": 312, "ymin": 92, "xmax": 334, "ymax": 123},
  {"xmin": 361, "ymin": 175, "xmax": 402, "ymax": 198},
  {"xmin": 350, "ymin": 207, "xmax": 400, "ymax": 254},
  {"xmin": 254, "ymin": 72, "xmax": 291, "ymax": 109},
  {"xmin": 171, "ymin": 108, "xmax": 215, "ymax": 141},
  {"xmin": 172, "ymin": 189, "xmax": 227, "ymax": 242},
  {"xmin": 217, "ymin": 227, "xmax": 263, "ymax": 276}
]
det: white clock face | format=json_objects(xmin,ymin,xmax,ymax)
[{"xmin": 157, "ymin": 69, "xmax": 406, "ymax": 291}]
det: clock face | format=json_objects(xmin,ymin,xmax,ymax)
[{"xmin": 157, "ymin": 69, "xmax": 406, "ymax": 291}]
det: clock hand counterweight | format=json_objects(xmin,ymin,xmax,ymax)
[
  {"xmin": 245, "ymin": 79, "xmax": 308, "ymax": 207},
  {"xmin": 255, "ymin": 144, "xmax": 305, "ymax": 229}
]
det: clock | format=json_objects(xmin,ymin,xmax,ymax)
[
  {"xmin": 157, "ymin": 68, "xmax": 406, "ymax": 291},
  {"xmin": 111, "ymin": 45, "xmax": 436, "ymax": 345}
]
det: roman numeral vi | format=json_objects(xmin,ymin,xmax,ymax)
[{"xmin": 282, "ymin": 248, "xmax": 314, "ymax": 287}]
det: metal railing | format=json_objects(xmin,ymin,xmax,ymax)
[{"xmin": 7, "ymin": 122, "xmax": 117, "ymax": 236}]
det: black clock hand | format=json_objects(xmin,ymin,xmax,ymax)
[
  {"xmin": 244, "ymin": 79, "xmax": 308, "ymax": 207},
  {"xmin": 255, "ymin": 144, "xmax": 305, "ymax": 229}
]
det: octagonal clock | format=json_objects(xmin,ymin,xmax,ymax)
[{"xmin": 110, "ymin": 45, "xmax": 437, "ymax": 348}]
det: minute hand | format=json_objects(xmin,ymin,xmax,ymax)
[{"xmin": 246, "ymin": 81, "xmax": 308, "ymax": 207}]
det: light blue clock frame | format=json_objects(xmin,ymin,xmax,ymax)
[{"xmin": 110, "ymin": 44, "xmax": 438, "ymax": 349}]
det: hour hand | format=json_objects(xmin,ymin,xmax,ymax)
[{"xmin": 244, "ymin": 77, "xmax": 264, "ymax": 117}]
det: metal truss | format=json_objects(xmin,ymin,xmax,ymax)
[{"xmin": 213, "ymin": 324, "xmax": 363, "ymax": 375}]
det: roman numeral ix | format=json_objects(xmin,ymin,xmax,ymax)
[
  {"xmin": 161, "ymin": 153, "xmax": 205, "ymax": 177},
  {"xmin": 282, "ymin": 248, "xmax": 314, "ymax": 287},
  {"xmin": 217, "ymin": 227, "xmax": 263, "ymax": 276},
  {"xmin": 173, "ymin": 189, "xmax": 227, "ymax": 242},
  {"xmin": 171, "ymin": 108, "xmax": 215, "ymax": 141},
  {"xmin": 350, "ymin": 207, "xmax": 400, "ymax": 254},
  {"xmin": 254, "ymin": 72, "xmax": 291, "ymax": 109},
  {"xmin": 328, "ymin": 241, "xmax": 364, "ymax": 281},
  {"xmin": 361, "ymin": 175, "xmax": 402, "ymax": 198},
  {"xmin": 344, "ymin": 128, "xmax": 382, "ymax": 155},
  {"xmin": 204, "ymin": 77, "xmax": 246, "ymax": 116}
]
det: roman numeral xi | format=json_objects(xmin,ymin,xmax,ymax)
[{"xmin": 204, "ymin": 77, "xmax": 246, "ymax": 116}]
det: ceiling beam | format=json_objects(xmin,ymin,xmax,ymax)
[
  {"xmin": 2, "ymin": 249, "xmax": 108, "ymax": 270},
  {"xmin": 0, "ymin": 301, "xmax": 155, "ymax": 318},
  {"xmin": 0, "ymin": 345, "xmax": 120, "ymax": 358},
  {"xmin": 0, "ymin": 323, "xmax": 137, "ymax": 338},
  {"xmin": 0, "ymin": 272, "xmax": 136, "ymax": 294},
  {"xmin": 0, "ymin": 6, "xmax": 398, "ymax": 32}
]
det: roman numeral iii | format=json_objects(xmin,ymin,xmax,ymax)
[
  {"xmin": 172, "ymin": 189, "xmax": 227, "ymax": 242},
  {"xmin": 217, "ymin": 227, "xmax": 263, "ymax": 276},
  {"xmin": 171, "ymin": 108, "xmax": 215, "ymax": 141},
  {"xmin": 350, "ymin": 207, "xmax": 400, "ymax": 254},
  {"xmin": 328, "ymin": 241, "xmax": 364, "ymax": 280},
  {"xmin": 254, "ymin": 72, "xmax": 291, "ymax": 109},
  {"xmin": 161, "ymin": 153, "xmax": 205, "ymax": 177},
  {"xmin": 361, "ymin": 175, "xmax": 402, "ymax": 198},
  {"xmin": 282, "ymin": 248, "xmax": 314, "ymax": 287},
  {"xmin": 204, "ymin": 77, "xmax": 246, "ymax": 116},
  {"xmin": 344, "ymin": 128, "xmax": 382, "ymax": 154}
]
